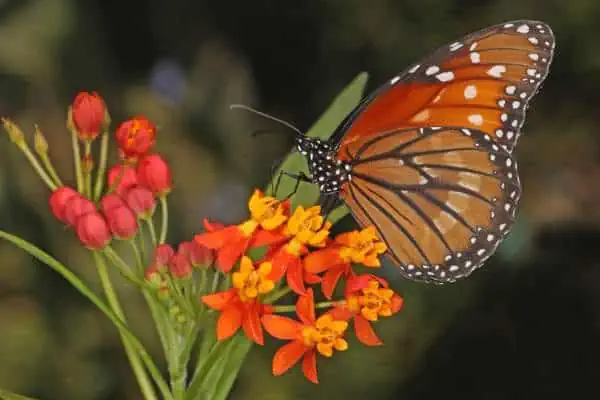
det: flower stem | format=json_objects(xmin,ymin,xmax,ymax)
[
  {"xmin": 93, "ymin": 252, "xmax": 159, "ymax": 400},
  {"xmin": 273, "ymin": 300, "xmax": 341, "ymax": 313},
  {"xmin": 146, "ymin": 219, "xmax": 158, "ymax": 246},
  {"xmin": 93, "ymin": 130, "xmax": 110, "ymax": 200},
  {"xmin": 0, "ymin": 230, "xmax": 172, "ymax": 400},
  {"xmin": 20, "ymin": 145, "xmax": 57, "ymax": 191},
  {"xmin": 263, "ymin": 286, "xmax": 291, "ymax": 304},
  {"xmin": 159, "ymin": 196, "xmax": 168, "ymax": 244},
  {"xmin": 69, "ymin": 117, "xmax": 84, "ymax": 193},
  {"xmin": 84, "ymin": 141, "xmax": 92, "ymax": 197}
]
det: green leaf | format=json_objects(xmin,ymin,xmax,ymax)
[
  {"xmin": 268, "ymin": 72, "xmax": 369, "ymax": 213},
  {"xmin": 0, "ymin": 388, "xmax": 39, "ymax": 400}
]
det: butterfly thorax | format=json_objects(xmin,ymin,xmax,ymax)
[{"xmin": 295, "ymin": 136, "xmax": 352, "ymax": 194}]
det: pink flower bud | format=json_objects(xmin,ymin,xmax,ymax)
[
  {"xmin": 76, "ymin": 212, "xmax": 111, "ymax": 249},
  {"xmin": 71, "ymin": 92, "xmax": 106, "ymax": 141},
  {"xmin": 64, "ymin": 195, "xmax": 96, "ymax": 226},
  {"xmin": 103, "ymin": 205, "xmax": 138, "ymax": 240},
  {"xmin": 124, "ymin": 185, "xmax": 156, "ymax": 218},
  {"xmin": 49, "ymin": 186, "xmax": 79, "ymax": 224},
  {"xmin": 137, "ymin": 154, "xmax": 172, "ymax": 196},
  {"xmin": 179, "ymin": 240, "xmax": 213, "ymax": 267},
  {"xmin": 115, "ymin": 117, "xmax": 156, "ymax": 160},
  {"xmin": 152, "ymin": 244, "xmax": 175, "ymax": 271},
  {"xmin": 100, "ymin": 193, "xmax": 126, "ymax": 213},
  {"xmin": 107, "ymin": 164, "xmax": 138, "ymax": 195},
  {"xmin": 169, "ymin": 251, "xmax": 192, "ymax": 279}
]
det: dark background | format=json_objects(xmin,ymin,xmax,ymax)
[{"xmin": 0, "ymin": 0, "xmax": 599, "ymax": 399}]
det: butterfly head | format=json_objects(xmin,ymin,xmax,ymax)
[{"xmin": 295, "ymin": 135, "xmax": 352, "ymax": 194}]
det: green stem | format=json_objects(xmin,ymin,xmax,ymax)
[
  {"xmin": 159, "ymin": 196, "xmax": 168, "ymax": 244},
  {"xmin": 93, "ymin": 252, "xmax": 158, "ymax": 400},
  {"xmin": 273, "ymin": 300, "xmax": 341, "ymax": 313},
  {"xmin": 20, "ymin": 145, "xmax": 57, "ymax": 191},
  {"xmin": 70, "ymin": 125, "xmax": 84, "ymax": 193},
  {"xmin": 39, "ymin": 152, "xmax": 63, "ymax": 187},
  {"xmin": 102, "ymin": 247, "xmax": 146, "ymax": 288},
  {"xmin": 0, "ymin": 230, "xmax": 172, "ymax": 400},
  {"xmin": 84, "ymin": 141, "xmax": 92, "ymax": 197},
  {"xmin": 146, "ymin": 219, "xmax": 158, "ymax": 247},
  {"xmin": 93, "ymin": 130, "xmax": 110, "ymax": 200},
  {"xmin": 263, "ymin": 286, "xmax": 291, "ymax": 304},
  {"xmin": 210, "ymin": 270, "xmax": 221, "ymax": 293},
  {"xmin": 0, "ymin": 388, "xmax": 39, "ymax": 400}
]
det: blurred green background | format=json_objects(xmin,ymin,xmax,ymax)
[{"xmin": 0, "ymin": 0, "xmax": 599, "ymax": 399}]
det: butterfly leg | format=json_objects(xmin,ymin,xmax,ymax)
[
  {"xmin": 268, "ymin": 156, "xmax": 287, "ymax": 196},
  {"xmin": 278, "ymin": 171, "xmax": 312, "ymax": 200}
]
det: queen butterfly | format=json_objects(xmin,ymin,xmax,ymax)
[{"xmin": 290, "ymin": 20, "xmax": 555, "ymax": 284}]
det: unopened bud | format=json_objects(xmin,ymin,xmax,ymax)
[
  {"xmin": 2, "ymin": 118, "xmax": 25, "ymax": 147},
  {"xmin": 34, "ymin": 125, "xmax": 48, "ymax": 155}
]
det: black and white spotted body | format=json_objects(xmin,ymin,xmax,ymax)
[{"xmin": 295, "ymin": 136, "xmax": 352, "ymax": 194}]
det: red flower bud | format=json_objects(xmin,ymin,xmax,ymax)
[
  {"xmin": 100, "ymin": 193, "xmax": 126, "ymax": 213},
  {"xmin": 123, "ymin": 185, "xmax": 156, "ymax": 218},
  {"xmin": 107, "ymin": 164, "xmax": 138, "ymax": 195},
  {"xmin": 103, "ymin": 204, "xmax": 138, "ymax": 240},
  {"xmin": 137, "ymin": 154, "xmax": 172, "ymax": 196},
  {"xmin": 179, "ymin": 240, "xmax": 213, "ymax": 267},
  {"xmin": 64, "ymin": 195, "xmax": 96, "ymax": 226},
  {"xmin": 49, "ymin": 186, "xmax": 79, "ymax": 224},
  {"xmin": 152, "ymin": 244, "xmax": 175, "ymax": 271},
  {"xmin": 71, "ymin": 92, "xmax": 106, "ymax": 141},
  {"xmin": 76, "ymin": 212, "xmax": 111, "ymax": 249},
  {"xmin": 115, "ymin": 117, "xmax": 156, "ymax": 160},
  {"xmin": 169, "ymin": 251, "xmax": 192, "ymax": 279}
]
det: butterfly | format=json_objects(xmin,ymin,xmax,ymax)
[{"xmin": 291, "ymin": 20, "xmax": 555, "ymax": 284}]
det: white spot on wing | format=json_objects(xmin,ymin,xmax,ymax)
[
  {"xmin": 409, "ymin": 64, "xmax": 420, "ymax": 73},
  {"xmin": 470, "ymin": 52, "xmax": 480, "ymax": 63},
  {"xmin": 390, "ymin": 76, "xmax": 400, "ymax": 84},
  {"xmin": 464, "ymin": 85, "xmax": 477, "ymax": 99},
  {"xmin": 517, "ymin": 24, "xmax": 530, "ymax": 33},
  {"xmin": 468, "ymin": 114, "xmax": 483, "ymax": 126},
  {"xmin": 426, "ymin": 65, "xmax": 440, "ymax": 75},
  {"xmin": 487, "ymin": 65, "xmax": 507, "ymax": 78},
  {"xmin": 436, "ymin": 71, "xmax": 455, "ymax": 82}
]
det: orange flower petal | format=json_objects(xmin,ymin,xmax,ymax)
[
  {"xmin": 242, "ymin": 303, "xmax": 264, "ymax": 345},
  {"xmin": 217, "ymin": 238, "xmax": 250, "ymax": 273},
  {"xmin": 267, "ymin": 248, "xmax": 295, "ymax": 281},
  {"xmin": 354, "ymin": 315, "xmax": 383, "ymax": 346},
  {"xmin": 252, "ymin": 228, "xmax": 287, "ymax": 248},
  {"xmin": 327, "ymin": 304, "xmax": 354, "ymax": 321},
  {"xmin": 287, "ymin": 258, "xmax": 307, "ymax": 296},
  {"xmin": 303, "ymin": 247, "xmax": 344, "ymax": 274},
  {"xmin": 201, "ymin": 289, "xmax": 235, "ymax": 310},
  {"xmin": 217, "ymin": 304, "xmax": 243, "ymax": 341},
  {"xmin": 296, "ymin": 288, "xmax": 315, "ymax": 325},
  {"xmin": 203, "ymin": 218, "xmax": 225, "ymax": 232},
  {"xmin": 302, "ymin": 350, "xmax": 319, "ymax": 384},
  {"xmin": 194, "ymin": 225, "xmax": 240, "ymax": 249},
  {"xmin": 272, "ymin": 340, "xmax": 307, "ymax": 376},
  {"xmin": 303, "ymin": 270, "xmax": 322, "ymax": 285},
  {"xmin": 391, "ymin": 294, "xmax": 404, "ymax": 314},
  {"xmin": 321, "ymin": 266, "xmax": 346, "ymax": 300},
  {"xmin": 262, "ymin": 315, "xmax": 303, "ymax": 339}
]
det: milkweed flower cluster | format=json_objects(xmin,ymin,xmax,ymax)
[
  {"xmin": 0, "ymin": 88, "xmax": 404, "ymax": 399},
  {"xmin": 195, "ymin": 190, "xmax": 404, "ymax": 383}
]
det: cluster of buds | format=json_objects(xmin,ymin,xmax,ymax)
[
  {"xmin": 195, "ymin": 190, "xmax": 404, "ymax": 383},
  {"xmin": 4, "ymin": 92, "xmax": 173, "ymax": 249}
]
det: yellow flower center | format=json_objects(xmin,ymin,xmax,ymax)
[
  {"xmin": 301, "ymin": 314, "xmax": 349, "ymax": 357},
  {"xmin": 232, "ymin": 256, "xmax": 275, "ymax": 302},
  {"xmin": 347, "ymin": 280, "xmax": 395, "ymax": 322},
  {"xmin": 338, "ymin": 227, "xmax": 387, "ymax": 267},
  {"xmin": 284, "ymin": 206, "xmax": 331, "ymax": 248},
  {"xmin": 245, "ymin": 190, "xmax": 288, "ymax": 233}
]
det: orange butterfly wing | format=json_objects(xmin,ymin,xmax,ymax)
[
  {"xmin": 340, "ymin": 127, "xmax": 519, "ymax": 283},
  {"xmin": 334, "ymin": 20, "xmax": 554, "ymax": 158},
  {"xmin": 326, "ymin": 20, "xmax": 554, "ymax": 283}
]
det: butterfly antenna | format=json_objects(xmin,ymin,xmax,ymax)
[{"xmin": 230, "ymin": 104, "xmax": 303, "ymax": 136}]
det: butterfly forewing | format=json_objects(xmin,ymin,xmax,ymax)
[
  {"xmin": 334, "ymin": 20, "xmax": 554, "ymax": 158},
  {"xmin": 340, "ymin": 127, "xmax": 520, "ymax": 283}
]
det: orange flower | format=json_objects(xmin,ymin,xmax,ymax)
[
  {"xmin": 201, "ymin": 256, "xmax": 276, "ymax": 344},
  {"xmin": 304, "ymin": 226, "xmax": 386, "ymax": 299},
  {"xmin": 268, "ymin": 205, "xmax": 330, "ymax": 295},
  {"xmin": 262, "ymin": 289, "xmax": 349, "ymax": 384},
  {"xmin": 194, "ymin": 190, "xmax": 289, "ymax": 272},
  {"xmin": 330, "ymin": 274, "xmax": 403, "ymax": 346}
]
